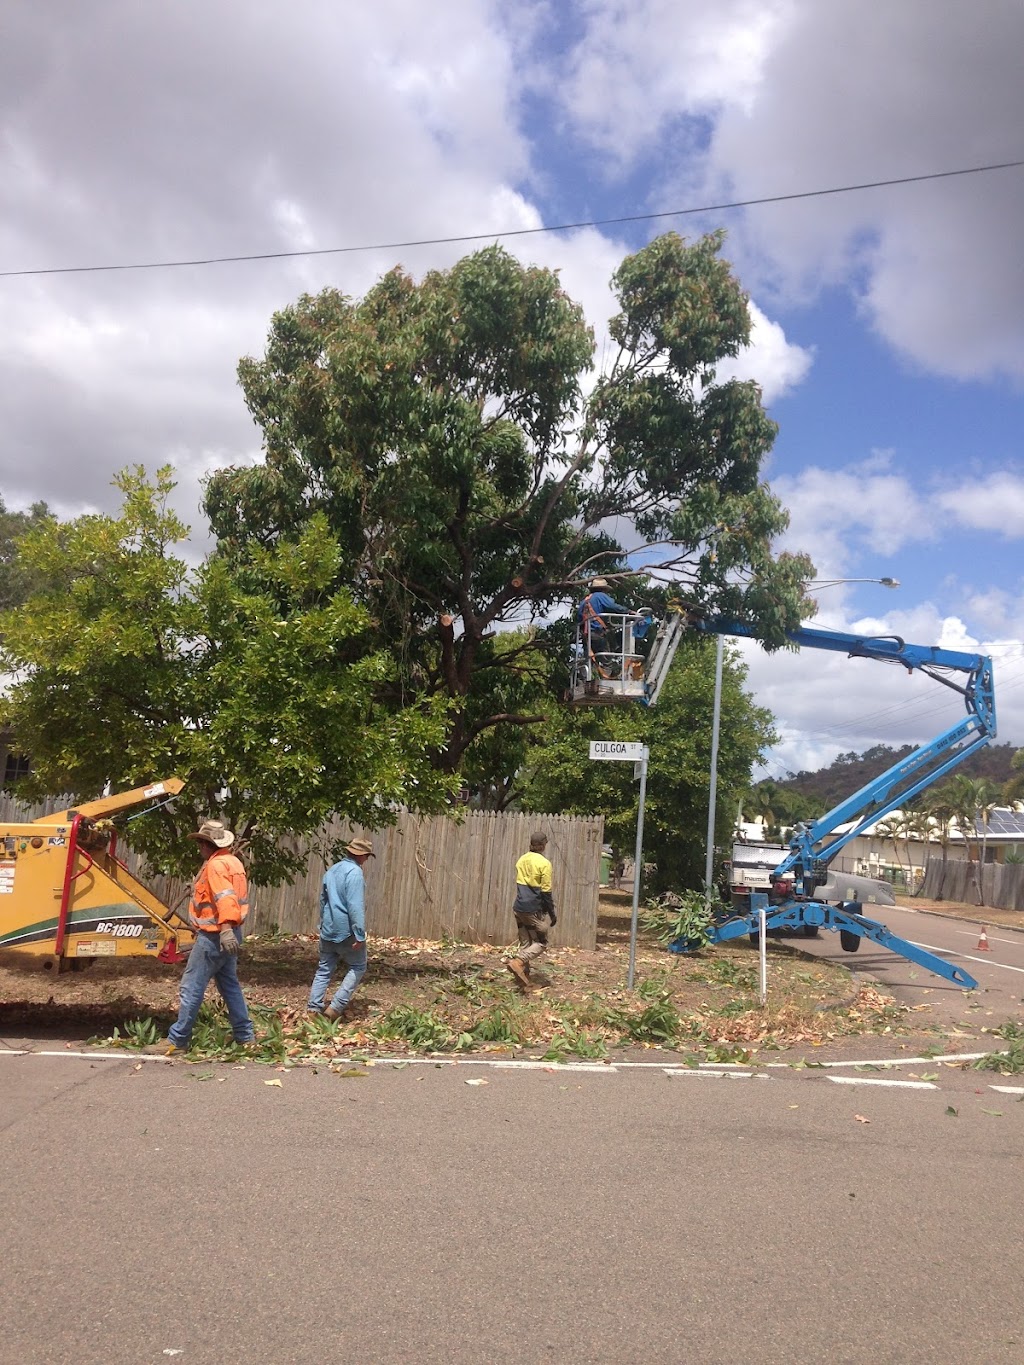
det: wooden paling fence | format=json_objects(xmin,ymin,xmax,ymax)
[
  {"xmin": 240, "ymin": 810, "xmax": 604, "ymax": 949},
  {"xmin": 919, "ymin": 857, "xmax": 1024, "ymax": 912},
  {"xmin": 0, "ymin": 794, "xmax": 603, "ymax": 950}
]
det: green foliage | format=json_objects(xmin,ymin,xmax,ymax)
[
  {"xmin": 639, "ymin": 890, "xmax": 716, "ymax": 948},
  {"xmin": 467, "ymin": 1003, "xmax": 526, "ymax": 1045},
  {"xmin": 519, "ymin": 637, "xmax": 776, "ymax": 890},
  {"xmin": 123, "ymin": 1016, "xmax": 160, "ymax": 1047},
  {"xmin": 972, "ymin": 1020, "xmax": 1024, "ymax": 1074},
  {"xmin": 622, "ymin": 985, "xmax": 681, "ymax": 1043},
  {"xmin": 0, "ymin": 496, "xmax": 53, "ymax": 619},
  {"xmin": 0, "ymin": 466, "xmax": 459, "ymax": 882},
  {"xmin": 374, "ymin": 1006, "xmax": 453, "ymax": 1050},
  {"xmin": 206, "ymin": 232, "xmax": 813, "ymax": 777},
  {"xmin": 542, "ymin": 1025, "xmax": 610, "ymax": 1061}
]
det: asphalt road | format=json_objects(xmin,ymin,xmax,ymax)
[
  {"xmin": 2, "ymin": 1048, "xmax": 1022, "ymax": 1364},
  {"xmin": 777, "ymin": 902, "xmax": 1024, "ymax": 1028}
]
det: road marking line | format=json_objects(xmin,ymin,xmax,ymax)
[
  {"xmin": 828, "ymin": 1076, "xmax": 938, "ymax": 1089},
  {"xmin": 388, "ymin": 1057, "xmax": 619, "ymax": 1072},
  {"xmin": 768, "ymin": 1053, "xmax": 989, "ymax": 1068},
  {"xmin": 908, "ymin": 939, "xmax": 1024, "ymax": 974},
  {"xmin": 0, "ymin": 1048, "xmax": 169, "ymax": 1061},
  {"xmin": 988, "ymin": 1084, "xmax": 1024, "ymax": 1095},
  {"xmin": 663, "ymin": 1069, "xmax": 768, "ymax": 1080},
  {"xmin": 489, "ymin": 1060, "xmax": 618, "ymax": 1073},
  {"xmin": 40, "ymin": 1049, "xmax": 171, "ymax": 1062}
]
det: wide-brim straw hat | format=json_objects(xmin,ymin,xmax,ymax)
[
  {"xmin": 347, "ymin": 836, "xmax": 376, "ymax": 858},
  {"xmin": 187, "ymin": 818, "xmax": 235, "ymax": 848},
  {"xmin": 590, "ymin": 577, "xmax": 610, "ymax": 589}
]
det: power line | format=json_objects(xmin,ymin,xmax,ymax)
[{"xmin": 2, "ymin": 157, "xmax": 1022, "ymax": 280}]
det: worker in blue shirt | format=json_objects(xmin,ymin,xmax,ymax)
[
  {"xmin": 308, "ymin": 836, "xmax": 375, "ymax": 1020},
  {"xmin": 578, "ymin": 577, "xmax": 633, "ymax": 646}
]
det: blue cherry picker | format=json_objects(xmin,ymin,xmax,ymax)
[{"xmin": 568, "ymin": 604, "xmax": 995, "ymax": 989}]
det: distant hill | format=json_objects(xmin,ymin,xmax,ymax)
[{"xmin": 773, "ymin": 741, "xmax": 1019, "ymax": 811}]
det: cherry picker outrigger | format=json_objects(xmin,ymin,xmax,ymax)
[{"xmin": 569, "ymin": 605, "xmax": 995, "ymax": 989}]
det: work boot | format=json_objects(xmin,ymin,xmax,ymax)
[
  {"xmin": 505, "ymin": 958, "xmax": 531, "ymax": 989},
  {"xmin": 324, "ymin": 1005, "xmax": 345, "ymax": 1021},
  {"xmin": 139, "ymin": 1039, "xmax": 178, "ymax": 1057}
]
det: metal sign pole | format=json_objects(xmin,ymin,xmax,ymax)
[
  {"xmin": 759, "ymin": 906, "xmax": 768, "ymax": 1005},
  {"xmin": 627, "ymin": 745, "xmax": 650, "ymax": 991}
]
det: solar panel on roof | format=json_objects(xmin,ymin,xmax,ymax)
[{"xmin": 972, "ymin": 808, "xmax": 1024, "ymax": 838}]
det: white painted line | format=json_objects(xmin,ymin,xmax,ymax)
[
  {"xmin": 37, "ymin": 1049, "xmax": 172, "ymax": 1062},
  {"xmin": 767, "ymin": 1052, "xmax": 989, "ymax": 1069},
  {"xmin": 663, "ymin": 1068, "xmax": 768, "ymax": 1080},
  {"xmin": 0, "ymin": 1049, "xmax": 28, "ymax": 1056},
  {"xmin": 909, "ymin": 938, "xmax": 1024, "ymax": 975},
  {"xmin": 489, "ymin": 1060, "xmax": 618, "ymax": 1073},
  {"xmin": 988, "ymin": 1084, "xmax": 1024, "ymax": 1095},
  {"xmin": 386, "ymin": 1057, "xmax": 619, "ymax": 1072},
  {"xmin": 828, "ymin": 1076, "xmax": 938, "ymax": 1090}
]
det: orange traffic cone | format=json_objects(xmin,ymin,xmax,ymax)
[{"xmin": 977, "ymin": 927, "xmax": 991, "ymax": 951}]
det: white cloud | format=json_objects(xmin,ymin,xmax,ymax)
[
  {"xmin": 556, "ymin": 1, "xmax": 1024, "ymax": 382},
  {"xmin": 934, "ymin": 472, "xmax": 1024, "ymax": 537},
  {"xmin": 771, "ymin": 458, "xmax": 933, "ymax": 569},
  {"xmin": 719, "ymin": 300, "xmax": 813, "ymax": 403},
  {"xmin": 561, "ymin": 0, "xmax": 790, "ymax": 161}
]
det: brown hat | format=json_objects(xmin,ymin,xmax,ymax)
[
  {"xmin": 187, "ymin": 818, "xmax": 235, "ymax": 848},
  {"xmin": 347, "ymin": 837, "xmax": 375, "ymax": 858},
  {"xmin": 590, "ymin": 577, "xmax": 610, "ymax": 589}
]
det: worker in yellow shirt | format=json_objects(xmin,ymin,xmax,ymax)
[{"xmin": 506, "ymin": 831, "xmax": 556, "ymax": 988}]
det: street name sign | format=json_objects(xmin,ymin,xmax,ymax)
[{"xmin": 589, "ymin": 740, "xmax": 645, "ymax": 762}]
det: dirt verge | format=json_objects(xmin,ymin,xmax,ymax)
[{"xmin": 0, "ymin": 893, "xmax": 942, "ymax": 1063}]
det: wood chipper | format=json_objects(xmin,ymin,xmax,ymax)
[{"xmin": 0, "ymin": 778, "xmax": 194, "ymax": 972}]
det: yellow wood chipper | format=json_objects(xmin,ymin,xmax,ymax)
[{"xmin": 0, "ymin": 778, "xmax": 194, "ymax": 972}]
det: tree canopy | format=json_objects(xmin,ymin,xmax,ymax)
[
  {"xmin": 0, "ymin": 495, "xmax": 52, "ymax": 618},
  {"xmin": 0, "ymin": 468, "xmax": 457, "ymax": 881},
  {"xmin": 206, "ymin": 231, "xmax": 814, "ymax": 772}
]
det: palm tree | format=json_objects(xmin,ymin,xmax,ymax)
[
  {"xmin": 973, "ymin": 779, "xmax": 1002, "ymax": 905},
  {"xmin": 901, "ymin": 803, "xmax": 931, "ymax": 896},
  {"xmin": 923, "ymin": 789, "xmax": 958, "ymax": 901},
  {"xmin": 874, "ymin": 814, "xmax": 907, "ymax": 889},
  {"xmin": 944, "ymin": 775, "xmax": 1001, "ymax": 905}
]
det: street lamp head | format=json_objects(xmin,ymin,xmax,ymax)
[{"xmin": 808, "ymin": 576, "xmax": 900, "ymax": 590}]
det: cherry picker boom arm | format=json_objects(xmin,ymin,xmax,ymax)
[
  {"xmin": 660, "ymin": 614, "xmax": 996, "ymax": 990},
  {"xmin": 689, "ymin": 619, "xmax": 996, "ymax": 889}
]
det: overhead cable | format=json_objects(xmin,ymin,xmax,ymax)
[{"xmin": 1, "ymin": 158, "xmax": 1022, "ymax": 279}]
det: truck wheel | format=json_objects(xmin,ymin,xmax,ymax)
[
  {"xmin": 839, "ymin": 929, "xmax": 861, "ymax": 953},
  {"xmin": 802, "ymin": 924, "xmax": 820, "ymax": 938}
]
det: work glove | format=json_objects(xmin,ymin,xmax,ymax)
[
  {"xmin": 219, "ymin": 925, "xmax": 239, "ymax": 955},
  {"xmin": 548, "ymin": 909, "xmax": 558, "ymax": 928}
]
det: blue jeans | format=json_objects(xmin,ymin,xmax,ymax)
[
  {"xmin": 168, "ymin": 927, "xmax": 254, "ymax": 1046},
  {"xmin": 308, "ymin": 937, "xmax": 367, "ymax": 1012}
]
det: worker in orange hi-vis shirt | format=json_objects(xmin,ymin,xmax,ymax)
[
  {"xmin": 142, "ymin": 818, "xmax": 255, "ymax": 1055},
  {"xmin": 506, "ymin": 830, "xmax": 557, "ymax": 989}
]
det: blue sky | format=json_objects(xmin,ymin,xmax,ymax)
[{"xmin": 2, "ymin": 0, "xmax": 1022, "ymax": 778}]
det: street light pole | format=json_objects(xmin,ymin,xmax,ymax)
[{"xmin": 703, "ymin": 634, "xmax": 724, "ymax": 902}]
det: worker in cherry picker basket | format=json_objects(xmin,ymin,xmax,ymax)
[{"xmin": 577, "ymin": 577, "xmax": 634, "ymax": 651}]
